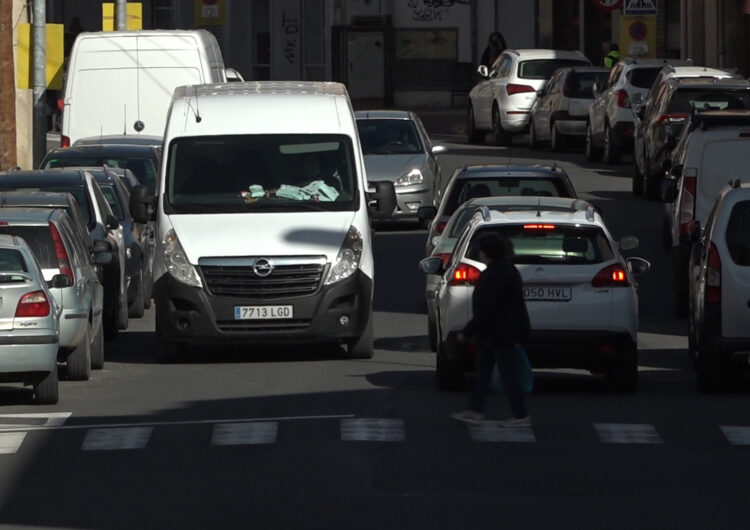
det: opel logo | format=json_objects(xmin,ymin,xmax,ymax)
[{"xmin": 253, "ymin": 258, "xmax": 274, "ymax": 277}]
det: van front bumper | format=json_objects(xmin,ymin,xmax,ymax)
[{"xmin": 154, "ymin": 271, "xmax": 372, "ymax": 345}]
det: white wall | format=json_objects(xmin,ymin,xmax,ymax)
[
  {"xmin": 392, "ymin": 0, "xmax": 473, "ymax": 62},
  {"xmin": 496, "ymin": 1, "xmax": 536, "ymax": 50}
]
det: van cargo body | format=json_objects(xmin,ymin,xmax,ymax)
[
  {"xmin": 62, "ymin": 30, "xmax": 226, "ymax": 146},
  {"xmin": 153, "ymin": 82, "xmax": 376, "ymax": 358}
]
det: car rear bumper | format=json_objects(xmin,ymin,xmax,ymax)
[
  {"xmin": 612, "ymin": 122, "xmax": 635, "ymax": 148},
  {"xmin": 0, "ymin": 340, "xmax": 58, "ymax": 374},
  {"xmin": 555, "ymin": 118, "xmax": 587, "ymax": 136},
  {"xmin": 154, "ymin": 270, "xmax": 373, "ymax": 345},
  {"xmin": 501, "ymin": 111, "xmax": 531, "ymax": 133}
]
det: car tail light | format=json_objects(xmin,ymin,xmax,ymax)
[
  {"xmin": 434, "ymin": 252, "xmax": 452, "ymax": 266},
  {"xmin": 450, "ymin": 263, "xmax": 482, "ymax": 286},
  {"xmin": 435, "ymin": 219, "xmax": 448, "ymax": 235},
  {"xmin": 615, "ymin": 89, "xmax": 631, "ymax": 108},
  {"xmin": 523, "ymin": 224, "xmax": 556, "ymax": 230},
  {"xmin": 49, "ymin": 222, "xmax": 74, "ymax": 283},
  {"xmin": 61, "ymin": 135, "xmax": 70, "ymax": 148},
  {"xmin": 506, "ymin": 83, "xmax": 535, "ymax": 96},
  {"xmin": 706, "ymin": 242, "xmax": 721, "ymax": 305},
  {"xmin": 15, "ymin": 291, "xmax": 51, "ymax": 318},
  {"xmin": 592, "ymin": 264, "xmax": 630, "ymax": 287},
  {"xmin": 656, "ymin": 113, "xmax": 688, "ymax": 125},
  {"xmin": 678, "ymin": 176, "xmax": 697, "ymax": 235},
  {"xmin": 56, "ymin": 98, "xmax": 64, "ymax": 112}
]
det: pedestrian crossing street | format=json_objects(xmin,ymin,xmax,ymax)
[{"xmin": 2, "ymin": 415, "xmax": 750, "ymax": 454}]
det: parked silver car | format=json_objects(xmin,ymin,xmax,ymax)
[
  {"xmin": 356, "ymin": 110, "xmax": 445, "ymax": 223},
  {"xmin": 0, "ymin": 209, "xmax": 112, "ymax": 380},
  {"xmin": 0, "ymin": 234, "xmax": 67, "ymax": 404}
]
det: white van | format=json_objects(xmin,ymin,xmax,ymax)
[
  {"xmin": 132, "ymin": 81, "xmax": 395, "ymax": 361},
  {"xmin": 61, "ymin": 30, "xmax": 227, "ymax": 147}
]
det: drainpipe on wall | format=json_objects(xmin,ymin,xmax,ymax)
[
  {"xmin": 718, "ymin": 0, "xmax": 725, "ymax": 68},
  {"xmin": 115, "ymin": 0, "xmax": 127, "ymax": 31},
  {"xmin": 31, "ymin": 0, "xmax": 45, "ymax": 168}
]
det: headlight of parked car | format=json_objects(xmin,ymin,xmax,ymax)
[
  {"xmin": 162, "ymin": 229, "xmax": 202, "ymax": 288},
  {"xmin": 395, "ymin": 169, "xmax": 424, "ymax": 187},
  {"xmin": 325, "ymin": 226, "xmax": 363, "ymax": 285}
]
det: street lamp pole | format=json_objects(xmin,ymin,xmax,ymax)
[
  {"xmin": 31, "ymin": 0, "xmax": 45, "ymax": 168},
  {"xmin": 116, "ymin": 0, "xmax": 128, "ymax": 31}
]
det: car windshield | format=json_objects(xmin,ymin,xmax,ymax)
[
  {"xmin": 518, "ymin": 59, "xmax": 591, "ymax": 80},
  {"xmin": 467, "ymin": 224, "xmax": 614, "ymax": 265},
  {"xmin": 445, "ymin": 177, "xmax": 570, "ymax": 217},
  {"xmin": 166, "ymin": 134, "xmax": 358, "ymax": 214},
  {"xmin": 669, "ymin": 89, "xmax": 750, "ymax": 113},
  {"xmin": 43, "ymin": 156, "xmax": 157, "ymax": 195},
  {"xmin": 628, "ymin": 67, "xmax": 662, "ymax": 89},
  {"xmin": 568, "ymin": 71, "xmax": 610, "ymax": 98},
  {"xmin": 357, "ymin": 119, "xmax": 423, "ymax": 155},
  {"xmin": 0, "ymin": 226, "xmax": 56, "ymax": 268},
  {"xmin": 99, "ymin": 184, "xmax": 124, "ymax": 220}
]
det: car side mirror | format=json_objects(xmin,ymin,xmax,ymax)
[
  {"xmin": 417, "ymin": 206, "xmax": 437, "ymax": 224},
  {"xmin": 94, "ymin": 251, "xmax": 114, "ymax": 266},
  {"xmin": 105, "ymin": 214, "xmax": 120, "ymax": 230},
  {"xmin": 660, "ymin": 180, "xmax": 677, "ymax": 203},
  {"xmin": 129, "ymin": 184, "xmax": 154, "ymax": 224},
  {"xmin": 367, "ymin": 180, "xmax": 397, "ymax": 220},
  {"xmin": 626, "ymin": 257, "xmax": 651, "ymax": 275},
  {"xmin": 477, "ymin": 65, "xmax": 489, "ymax": 79},
  {"xmin": 92, "ymin": 239, "xmax": 112, "ymax": 253},
  {"xmin": 431, "ymin": 145, "xmax": 447, "ymax": 155},
  {"xmin": 619, "ymin": 236, "xmax": 639, "ymax": 251},
  {"xmin": 48, "ymin": 274, "xmax": 73, "ymax": 289},
  {"xmin": 419, "ymin": 256, "xmax": 445, "ymax": 275}
]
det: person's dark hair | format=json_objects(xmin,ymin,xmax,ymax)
[
  {"xmin": 608, "ymin": 43, "xmax": 619, "ymax": 52},
  {"xmin": 478, "ymin": 232, "xmax": 513, "ymax": 260},
  {"xmin": 489, "ymin": 31, "xmax": 507, "ymax": 49}
]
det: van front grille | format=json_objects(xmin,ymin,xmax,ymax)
[{"xmin": 216, "ymin": 320, "xmax": 311, "ymax": 333}]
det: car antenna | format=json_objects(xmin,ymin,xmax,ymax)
[
  {"xmin": 192, "ymin": 85, "xmax": 202, "ymax": 123},
  {"xmin": 536, "ymin": 196, "xmax": 541, "ymax": 217},
  {"xmin": 122, "ymin": 104, "xmax": 127, "ymax": 136}
]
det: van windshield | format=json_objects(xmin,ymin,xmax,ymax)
[{"xmin": 166, "ymin": 134, "xmax": 359, "ymax": 214}]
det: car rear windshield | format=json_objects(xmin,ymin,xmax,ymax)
[
  {"xmin": 0, "ymin": 226, "xmax": 56, "ymax": 268},
  {"xmin": 0, "ymin": 249, "xmax": 27, "ymax": 273},
  {"xmin": 357, "ymin": 119, "xmax": 423, "ymax": 155},
  {"xmin": 568, "ymin": 71, "xmax": 610, "ymax": 98},
  {"xmin": 445, "ymin": 177, "xmax": 571, "ymax": 216},
  {"xmin": 43, "ymin": 156, "xmax": 157, "ymax": 195},
  {"xmin": 166, "ymin": 134, "xmax": 358, "ymax": 214},
  {"xmin": 518, "ymin": 59, "xmax": 591, "ymax": 80},
  {"xmin": 726, "ymin": 200, "xmax": 750, "ymax": 266},
  {"xmin": 668, "ymin": 89, "xmax": 750, "ymax": 113},
  {"xmin": 0, "ymin": 186, "xmax": 92, "ymax": 228},
  {"xmin": 467, "ymin": 224, "xmax": 614, "ymax": 265},
  {"xmin": 627, "ymin": 67, "xmax": 662, "ymax": 89}
]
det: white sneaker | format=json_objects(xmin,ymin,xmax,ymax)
[
  {"xmin": 451, "ymin": 409, "xmax": 485, "ymax": 425},
  {"xmin": 499, "ymin": 416, "xmax": 532, "ymax": 428}
]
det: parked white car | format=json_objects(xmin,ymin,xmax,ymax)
[
  {"xmin": 420, "ymin": 199, "xmax": 649, "ymax": 391},
  {"xmin": 467, "ymin": 49, "xmax": 591, "ymax": 146}
]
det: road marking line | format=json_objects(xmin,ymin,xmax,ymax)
[
  {"xmin": 720, "ymin": 426, "xmax": 750, "ymax": 445},
  {"xmin": 468, "ymin": 422, "xmax": 535, "ymax": 443},
  {"xmin": 212, "ymin": 422, "xmax": 278, "ymax": 446},
  {"xmin": 594, "ymin": 423, "xmax": 663, "ymax": 444},
  {"xmin": 82, "ymin": 427, "xmax": 153, "ymax": 451},
  {"xmin": 0, "ymin": 413, "xmax": 354, "ymax": 433},
  {"xmin": 0, "ymin": 412, "xmax": 72, "ymax": 432},
  {"xmin": 341, "ymin": 418, "xmax": 405, "ymax": 442},
  {"xmin": 0, "ymin": 433, "xmax": 26, "ymax": 454}
]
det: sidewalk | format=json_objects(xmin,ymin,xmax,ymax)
[{"xmin": 410, "ymin": 106, "xmax": 466, "ymax": 136}]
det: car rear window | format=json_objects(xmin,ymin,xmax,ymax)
[
  {"xmin": 518, "ymin": 59, "xmax": 591, "ymax": 80},
  {"xmin": 0, "ymin": 249, "xmax": 27, "ymax": 273},
  {"xmin": 467, "ymin": 224, "xmax": 614, "ymax": 265},
  {"xmin": 567, "ymin": 71, "xmax": 609, "ymax": 98},
  {"xmin": 0, "ymin": 226, "xmax": 56, "ymax": 268},
  {"xmin": 445, "ymin": 177, "xmax": 571, "ymax": 216},
  {"xmin": 668, "ymin": 89, "xmax": 750, "ymax": 113},
  {"xmin": 726, "ymin": 200, "xmax": 750, "ymax": 266},
  {"xmin": 627, "ymin": 68, "xmax": 662, "ymax": 89}
]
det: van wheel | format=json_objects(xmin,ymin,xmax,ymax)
[
  {"xmin": 90, "ymin": 322, "xmax": 105, "ymax": 370},
  {"xmin": 436, "ymin": 340, "xmax": 463, "ymax": 391},
  {"xmin": 550, "ymin": 122, "xmax": 565, "ymax": 151},
  {"xmin": 34, "ymin": 368, "xmax": 59, "ymax": 405},
  {"xmin": 128, "ymin": 270, "xmax": 145, "ymax": 318},
  {"xmin": 584, "ymin": 123, "xmax": 602, "ymax": 161},
  {"xmin": 347, "ymin": 316, "xmax": 374, "ymax": 359},
  {"xmin": 466, "ymin": 105, "xmax": 484, "ymax": 144},
  {"xmin": 67, "ymin": 325, "xmax": 91, "ymax": 381}
]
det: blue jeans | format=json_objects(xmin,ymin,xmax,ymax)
[{"xmin": 469, "ymin": 342, "xmax": 528, "ymax": 419}]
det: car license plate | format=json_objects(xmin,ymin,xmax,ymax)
[
  {"xmin": 523, "ymin": 286, "xmax": 571, "ymax": 302},
  {"xmin": 234, "ymin": 305, "xmax": 293, "ymax": 320}
]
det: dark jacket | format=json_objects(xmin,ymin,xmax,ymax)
[{"xmin": 463, "ymin": 258, "xmax": 530, "ymax": 346}]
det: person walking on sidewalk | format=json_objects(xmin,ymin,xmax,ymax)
[
  {"xmin": 451, "ymin": 232, "xmax": 531, "ymax": 428},
  {"xmin": 480, "ymin": 31, "xmax": 507, "ymax": 68}
]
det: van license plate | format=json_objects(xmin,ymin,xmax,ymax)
[
  {"xmin": 235, "ymin": 305, "xmax": 294, "ymax": 320},
  {"xmin": 523, "ymin": 286, "xmax": 571, "ymax": 301}
]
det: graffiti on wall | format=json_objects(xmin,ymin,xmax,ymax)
[
  {"xmin": 406, "ymin": 0, "xmax": 471, "ymax": 22},
  {"xmin": 282, "ymin": 9, "xmax": 299, "ymax": 64}
]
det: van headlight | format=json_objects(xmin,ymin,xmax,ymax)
[
  {"xmin": 325, "ymin": 226, "xmax": 363, "ymax": 285},
  {"xmin": 163, "ymin": 229, "xmax": 202, "ymax": 288},
  {"xmin": 395, "ymin": 169, "xmax": 423, "ymax": 187}
]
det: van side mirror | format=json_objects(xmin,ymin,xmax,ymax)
[
  {"xmin": 367, "ymin": 181, "xmax": 397, "ymax": 220},
  {"xmin": 129, "ymin": 184, "xmax": 154, "ymax": 224},
  {"xmin": 48, "ymin": 274, "xmax": 73, "ymax": 289},
  {"xmin": 105, "ymin": 214, "xmax": 120, "ymax": 230},
  {"xmin": 660, "ymin": 180, "xmax": 677, "ymax": 203},
  {"xmin": 431, "ymin": 145, "xmax": 447, "ymax": 155},
  {"xmin": 477, "ymin": 65, "xmax": 489, "ymax": 79},
  {"xmin": 94, "ymin": 251, "xmax": 114, "ymax": 266},
  {"xmin": 92, "ymin": 239, "xmax": 112, "ymax": 253}
]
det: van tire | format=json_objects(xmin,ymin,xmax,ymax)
[
  {"xmin": 347, "ymin": 316, "xmax": 374, "ymax": 359},
  {"xmin": 90, "ymin": 322, "xmax": 105, "ymax": 370},
  {"xmin": 34, "ymin": 368, "xmax": 59, "ymax": 405},
  {"xmin": 118, "ymin": 290, "xmax": 129, "ymax": 330},
  {"xmin": 67, "ymin": 326, "xmax": 92, "ymax": 381}
]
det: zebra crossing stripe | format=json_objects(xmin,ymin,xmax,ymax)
[
  {"xmin": 594, "ymin": 423, "xmax": 663, "ymax": 444},
  {"xmin": 720, "ymin": 426, "xmax": 750, "ymax": 445},
  {"xmin": 212, "ymin": 422, "xmax": 278, "ymax": 446},
  {"xmin": 468, "ymin": 422, "xmax": 535, "ymax": 443},
  {"xmin": 82, "ymin": 427, "xmax": 153, "ymax": 451},
  {"xmin": 340, "ymin": 418, "xmax": 405, "ymax": 442},
  {"xmin": 0, "ymin": 433, "xmax": 26, "ymax": 455}
]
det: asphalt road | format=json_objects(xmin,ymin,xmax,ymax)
[{"xmin": 2, "ymin": 128, "xmax": 750, "ymax": 530}]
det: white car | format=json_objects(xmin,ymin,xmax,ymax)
[
  {"xmin": 467, "ymin": 49, "xmax": 591, "ymax": 146},
  {"xmin": 586, "ymin": 58, "xmax": 692, "ymax": 164},
  {"xmin": 688, "ymin": 180, "xmax": 750, "ymax": 391},
  {"xmin": 420, "ymin": 199, "xmax": 650, "ymax": 391}
]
